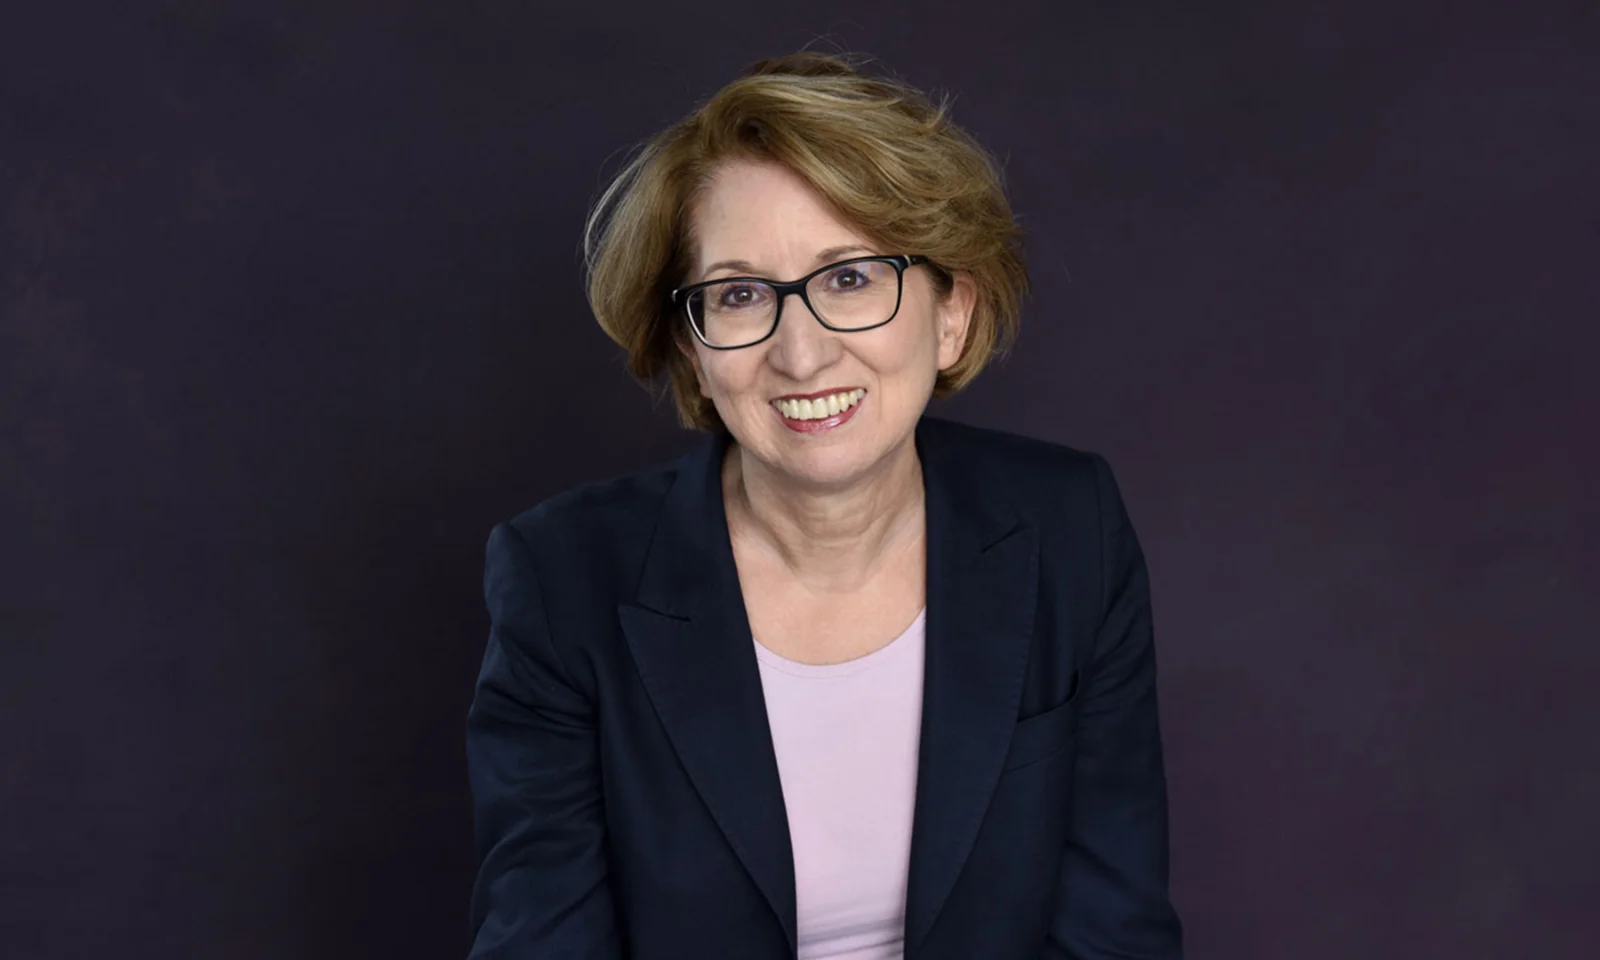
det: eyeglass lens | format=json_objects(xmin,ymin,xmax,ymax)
[{"xmin": 686, "ymin": 259, "xmax": 902, "ymax": 348}]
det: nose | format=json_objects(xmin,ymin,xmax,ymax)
[{"xmin": 764, "ymin": 289, "xmax": 838, "ymax": 379}]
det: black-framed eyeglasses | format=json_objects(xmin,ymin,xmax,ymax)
[{"xmin": 671, "ymin": 254, "xmax": 931, "ymax": 350}]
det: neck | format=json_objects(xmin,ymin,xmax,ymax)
[{"xmin": 723, "ymin": 436, "xmax": 926, "ymax": 590}]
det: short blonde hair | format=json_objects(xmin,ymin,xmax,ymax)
[{"xmin": 584, "ymin": 51, "xmax": 1029, "ymax": 433}]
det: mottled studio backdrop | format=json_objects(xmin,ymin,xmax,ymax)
[{"xmin": 3, "ymin": 1, "xmax": 1597, "ymax": 957}]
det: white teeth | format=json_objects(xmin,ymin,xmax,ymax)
[{"xmin": 775, "ymin": 388, "xmax": 866, "ymax": 421}]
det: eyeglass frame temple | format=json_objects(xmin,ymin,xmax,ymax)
[{"xmin": 669, "ymin": 254, "xmax": 931, "ymax": 350}]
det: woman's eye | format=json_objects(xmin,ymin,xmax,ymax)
[
  {"xmin": 717, "ymin": 284, "xmax": 765, "ymax": 308},
  {"xmin": 826, "ymin": 267, "xmax": 870, "ymax": 290}
]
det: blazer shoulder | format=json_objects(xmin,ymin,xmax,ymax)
[
  {"xmin": 925, "ymin": 416, "xmax": 1107, "ymax": 514},
  {"xmin": 496, "ymin": 451, "xmax": 683, "ymax": 562}
]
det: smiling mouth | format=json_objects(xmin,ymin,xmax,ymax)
[{"xmin": 771, "ymin": 388, "xmax": 867, "ymax": 422}]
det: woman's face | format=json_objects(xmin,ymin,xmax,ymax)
[{"xmin": 680, "ymin": 158, "xmax": 975, "ymax": 490}]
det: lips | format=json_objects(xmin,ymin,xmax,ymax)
[
  {"xmin": 771, "ymin": 388, "xmax": 865, "ymax": 422},
  {"xmin": 771, "ymin": 388, "xmax": 865, "ymax": 434}
]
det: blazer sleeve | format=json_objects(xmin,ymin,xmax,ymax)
[
  {"xmin": 465, "ymin": 521, "xmax": 624, "ymax": 959},
  {"xmin": 1045, "ymin": 455, "xmax": 1184, "ymax": 958}
]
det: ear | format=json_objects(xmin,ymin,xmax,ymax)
[{"xmin": 935, "ymin": 270, "xmax": 978, "ymax": 372}]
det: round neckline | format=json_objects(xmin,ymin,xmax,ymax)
[{"xmin": 753, "ymin": 606, "xmax": 927, "ymax": 679}]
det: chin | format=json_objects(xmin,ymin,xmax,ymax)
[
  {"xmin": 729, "ymin": 404, "xmax": 902, "ymax": 487},
  {"xmin": 779, "ymin": 437, "xmax": 887, "ymax": 487}
]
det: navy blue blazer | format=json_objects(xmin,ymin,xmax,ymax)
[{"xmin": 466, "ymin": 415, "xmax": 1182, "ymax": 959}]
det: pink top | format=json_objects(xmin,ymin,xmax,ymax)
[{"xmin": 754, "ymin": 608, "xmax": 928, "ymax": 960}]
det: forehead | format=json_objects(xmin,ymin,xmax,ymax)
[{"xmin": 688, "ymin": 159, "xmax": 871, "ymax": 275}]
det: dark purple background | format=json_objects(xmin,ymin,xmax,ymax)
[{"xmin": 4, "ymin": 1, "xmax": 1596, "ymax": 956}]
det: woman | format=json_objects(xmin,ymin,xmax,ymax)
[{"xmin": 466, "ymin": 52, "xmax": 1183, "ymax": 959}]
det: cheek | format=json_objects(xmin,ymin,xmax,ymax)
[
  {"xmin": 884, "ymin": 304, "xmax": 945, "ymax": 370},
  {"xmin": 698, "ymin": 353, "xmax": 761, "ymax": 401}
]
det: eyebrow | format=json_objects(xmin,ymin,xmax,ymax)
[{"xmin": 698, "ymin": 244, "xmax": 877, "ymax": 281}]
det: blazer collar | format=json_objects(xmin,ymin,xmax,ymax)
[{"xmin": 620, "ymin": 416, "xmax": 1039, "ymax": 954}]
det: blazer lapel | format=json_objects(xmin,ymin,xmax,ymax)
[
  {"xmin": 618, "ymin": 430, "xmax": 798, "ymax": 951},
  {"xmin": 904, "ymin": 417, "xmax": 1041, "ymax": 952},
  {"xmin": 616, "ymin": 418, "xmax": 1039, "ymax": 955}
]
